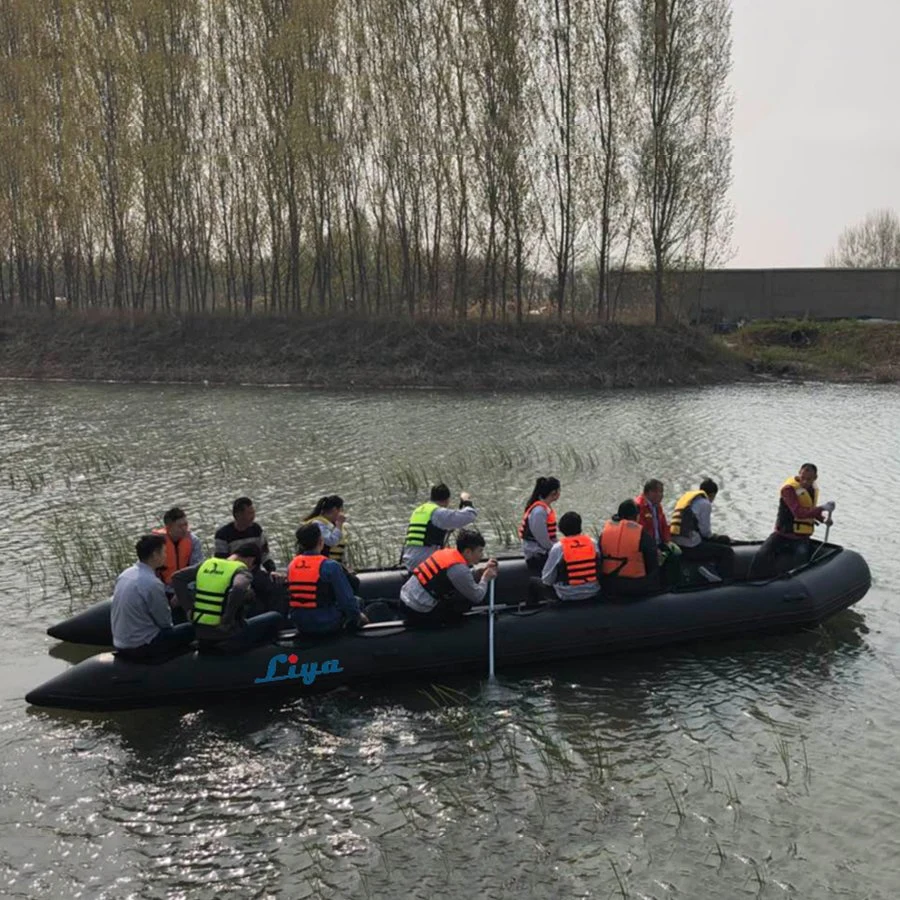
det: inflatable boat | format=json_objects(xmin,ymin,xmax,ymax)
[{"xmin": 27, "ymin": 542, "xmax": 871, "ymax": 711}]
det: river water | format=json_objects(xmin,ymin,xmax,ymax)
[{"xmin": 0, "ymin": 380, "xmax": 897, "ymax": 898}]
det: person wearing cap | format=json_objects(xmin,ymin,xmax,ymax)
[
  {"xmin": 401, "ymin": 483, "xmax": 479, "ymax": 570},
  {"xmin": 171, "ymin": 544, "xmax": 284, "ymax": 653},
  {"xmin": 540, "ymin": 511, "xmax": 602, "ymax": 602},
  {"xmin": 599, "ymin": 500, "xmax": 660, "ymax": 597},
  {"xmin": 670, "ymin": 479, "xmax": 735, "ymax": 580},
  {"xmin": 748, "ymin": 463, "xmax": 834, "ymax": 578}
]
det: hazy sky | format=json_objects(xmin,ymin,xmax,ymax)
[{"xmin": 730, "ymin": 0, "xmax": 899, "ymax": 267}]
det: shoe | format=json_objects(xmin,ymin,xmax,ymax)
[{"xmin": 698, "ymin": 566, "xmax": 723, "ymax": 583}]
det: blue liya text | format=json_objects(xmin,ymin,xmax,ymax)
[{"xmin": 254, "ymin": 652, "xmax": 344, "ymax": 686}]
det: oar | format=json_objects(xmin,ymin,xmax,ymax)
[
  {"xmin": 488, "ymin": 579, "xmax": 496, "ymax": 680},
  {"xmin": 809, "ymin": 514, "xmax": 833, "ymax": 563}
]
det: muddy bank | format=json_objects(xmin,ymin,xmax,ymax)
[
  {"xmin": 0, "ymin": 308, "xmax": 747, "ymax": 389},
  {"xmin": 1, "ymin": 308, "xmax": 896, "ymax": 389}
]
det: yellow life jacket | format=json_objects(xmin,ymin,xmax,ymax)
[
  {"xmin": 305, "ymin": 515, "xmax": 346, "ymax": 563},
  {"xmin": 777, "ymin": 477, "xmax": 819, "ymax": 536},
  {"xmin": 670, "ymin": 490, "xmax": 707, "ymax": 537},
  {"xmin": 192, "ymin": 558, "xmax": 248, "ymax": 626}
]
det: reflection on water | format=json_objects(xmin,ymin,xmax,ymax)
[{"xmin": 1, "ymin": 380, "xmax": 898, "ymax": 898}]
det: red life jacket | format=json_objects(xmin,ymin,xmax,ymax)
[
  {"xmin": 600, "ymin": 520, "xmax": 647, "ymax": 579},
  {"xmin": 559, "ymin": 535, "xmax": 599, "ymax": 586},
  {"xmin": 635, "ymin": 494, "xmax": 671, "ymax": 544},
  {"xmin": 152, "ymin": 528, "xmax": 194, "ymax": 585},
  {"xmin": 519, "ymin": 501, "xmax": 558, "ymax": 543},
  {"xmin": 287, "ymin": 554, "xmax": 335, "ymax": 609},
  {"xmin": 413, "ymin": 548, "xmax": 468, "ymax": 599}
]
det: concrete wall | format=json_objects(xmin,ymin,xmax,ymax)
[{"xmin": 608, "ymin": 268, "xmax": 900, "ymax": 322}]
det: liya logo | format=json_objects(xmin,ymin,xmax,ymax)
[{"xmin": 254, "ymin": 652, "xmax": 344, "ymax": 686}]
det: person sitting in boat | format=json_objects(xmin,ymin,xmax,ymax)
[
  {"xmin": 748, "ymin": 463, "xmax": 835, "ymax": 579},
  {"xmin": 670, "ymin": 479, "xmax": 734, "ymax": 581},
  {"xmin": 400, "ymin": 528, "xmax": 498, "ymax": 626},
  {"xmin": 304, "ymin": 494, "xmax": 360, "ymax": 592},
  {"xmin": 111, "ymin": 533, "xmax": 195, "ymax": 661},
  {"xmin": 151, "ymin": 506, "xmax": 203, "ymax": 587},
  {"xmin": 540, "ymin": 512, "xmax": 601, "ymax": 602},
  {"xmin": 288, "ymin": 523, "xmax": 368, "ymax": 634},
  {"xmin": 173, "ymin": 545, "xmax": 284, "ymax": 653},
  {"xmin": 520, "ymin": 476, "xmax": 561, "ymax": 572},
  {"xmin": 599, "ymin": 500, "xmax": 660, "ymax": 597},
  {"xmin": 401, "ymin": 483, "xmax": 479, "ymax": 570},
  {"xmin": 635, "ymin": 480, "xmax": 681, "ymax": 586},
  {"xmin": 215, "ymin": 496, "xmax": 276, "ymax": 573}
]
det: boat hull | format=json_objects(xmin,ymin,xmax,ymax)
[{"xmin": 28, "ymin": 545, "xmax": 872, "ymax": 711}]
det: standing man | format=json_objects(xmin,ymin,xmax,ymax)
[
  {"xmin": 215, "ymin": 496, "xmax": 276, "ymax": 572},
  {"xmin": 152, "ymin": 506, "xmax": 203, "ymax": 586},
  {"xmin": 749, "ymin": 463, "xmax": 834, "ymax": 578},
  {"xmin": 111, "ymin": 534, "xmax": 195, "ymax": 660},
  {"xmin": 670, "ymin": 479, "xmax": 735, "ymax": 580},
  {"xmin": 401, "ymin": 483, "xmax": 479, "ymax": 570}
]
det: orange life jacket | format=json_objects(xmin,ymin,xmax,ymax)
[
  {"xmin": 600, "ymin": 520, "xmax": 647, "ymax": 579},
  {"xmin": 519, "ymin": 501, "xmax": 558, "ymax": 543},
  {"xmin": 559, "ymin": 535, "xmax": 599, "ymax": 586},
  {"xmin": 152, "ymin": 528, "xmax": 194, "ymax": 585},
  {"xmin": 413, "ymin": 547, "xmax": 468, "ymax": 599},
  {"xmin": 287, "ymin": 554, "xmax": 335, "ymax": 609}
]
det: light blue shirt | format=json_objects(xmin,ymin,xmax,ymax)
[{"xmin": 110, "ymin": 561, "xmax": 173, "ymax": 649}]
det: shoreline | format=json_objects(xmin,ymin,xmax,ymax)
[{"xmin": 1, "ymin": 307, "xmax": 897, "ymax": 389}]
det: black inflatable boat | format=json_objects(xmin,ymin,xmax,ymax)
[{"xmin": 28, "ymin": 542, "xmax": 871, "ymax": 711}]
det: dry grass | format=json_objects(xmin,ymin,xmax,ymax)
[{"xmin": 0, "ymin": 306, "xmax": 747, "ymax": 389}]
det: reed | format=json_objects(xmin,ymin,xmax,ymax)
[
  {"xmin": 664, "ymin": 776, "xmax": 686, "ymax": 821},
  {"xmin": 609, "ymin": 858, "xmax": 629, "ymax": 899},
  {"xmin": 773, "ymin": 735, "xmax": 791, "ymax": 785}
]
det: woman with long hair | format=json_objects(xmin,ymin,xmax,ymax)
[
  {"xmin": 304, "ymin": 495, "xmax": 360, "ymax": 590},
  {"xmin": 519, "ymin": 477, "xmax": 561, "ymax": 572}
]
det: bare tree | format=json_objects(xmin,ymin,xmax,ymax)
[
  {"xmin": 827, "ymin": 209, "xmax": 900, "ymax": 268},
  {"xmin": 632, "ymin": 0, "xmax": 733, "ymax": 323}
]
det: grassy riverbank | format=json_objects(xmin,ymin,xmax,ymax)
[
  {"xmin": 728, "ymin": 319, "xmax": 900, "ymax": 383},
  {"xmin": 0, "ymin": 307, "xmax": 897, "ymax": 388},
  {"xmin": 0, "ymin": 307, "xmax": 744, "ymax": 389}
]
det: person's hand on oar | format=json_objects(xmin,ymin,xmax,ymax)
[{"xmin": 477, "ymin": 558, "xmax": 499, "ymax": 582}]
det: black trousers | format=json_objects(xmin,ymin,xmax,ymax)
[
  {"xmin": 525, "ymin": 554, "xmax": 548, "ymax": 574},
  {"xmin": 748, "ymin": 533, "xmax": 811, "ymax": 580},
  {"xmin": 403, "ymin": 594, "xmax": 472, "ymax": 627},
  {"xmin": 678, "ymin": 541, "xmax": 735, "ymax": 579}
]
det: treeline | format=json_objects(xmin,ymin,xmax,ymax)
[{"xmin": 0, "ymin": 0, "xmax": 733, "ymax": 322}]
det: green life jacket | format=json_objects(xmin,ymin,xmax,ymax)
[
  {"xmin": 405, "ymin": 501, "xmax": 447, "ymax": 548},
  {"xmin": 192, "ymin": 558, "xmax": 248, "ymax": 627}
]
